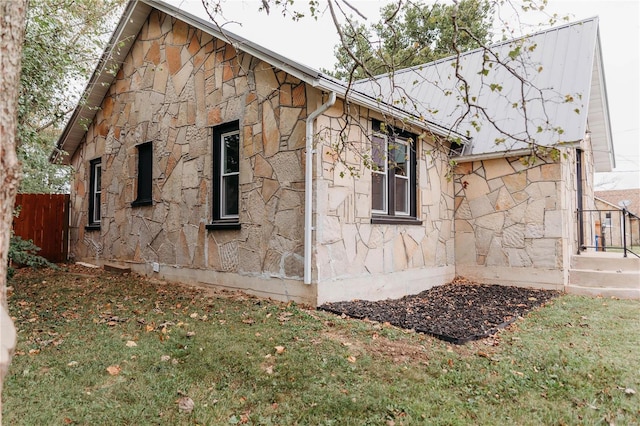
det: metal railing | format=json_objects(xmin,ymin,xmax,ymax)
[{"xmin": 577, "ymin": 208, "xmax": 640, "ymax": 258}]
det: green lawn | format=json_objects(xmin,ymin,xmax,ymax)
[{"xmin": 3, "ymin": 267, "xmax": 639, "ymax": 425}]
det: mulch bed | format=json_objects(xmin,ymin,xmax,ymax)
[{"xmin": 318, "ymin": 279, "xmax": 560, "ymax": 344}]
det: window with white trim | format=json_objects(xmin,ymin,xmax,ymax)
[
  {"xmin": 87, "ymin": 158, "xmax": 102, "ymax": 229},
  {"xmin": 209, "ymin": 121, "xmax": 240, "ymax": 229},
  {"xmin": 370, "ymin": 121, "xmax": 420, "ymax": 224}
]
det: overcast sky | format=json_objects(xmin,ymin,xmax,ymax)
[{"xmin": 179, "ymin": 0, "xmax": 639, "ymax": 189}]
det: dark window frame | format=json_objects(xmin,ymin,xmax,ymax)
[
  {"xmin": 86, "ymin": 157, "xmax": 102, "ymax": 231},
  {"xmin": 370, "ymin": 120, "xmax": 421, "ymax": 225},
  {"xmin": 131, "ymin": 141, "xmax": 153, "ymax": 207},
  {"xmin": 207, "ymin": 121, "xmax": 241, "ymax": 231}
]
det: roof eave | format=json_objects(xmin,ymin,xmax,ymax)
[
  {"xmin": 589, "ymin": 28, "xmax": 615, "ymax": 173},
  {"xmin": 453, "ymin": 140, "xmax": 582, "ymax": 163},
  {"xmin": 53, "ymin": 0, "xmax": 152, "ymax": 164},
  {"xmin": 143, "ymin": 0, "xmax": 323, "ymax": 83},
  {"xmin": 314, "ymin": 78, "xmax": 466, "ymax": 140}
]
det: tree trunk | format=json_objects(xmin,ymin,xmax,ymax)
[{"xmin": 0, "ymin": 0, "xmax": 27, "ymax": 422}]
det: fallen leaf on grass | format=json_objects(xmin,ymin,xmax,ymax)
[
  {"xmin": 106, "ymin": 365, "xmax": 121, "ymax": 375},
  {"xmin": 186, "ymin": 331, "xmax": 196, "ymax": 337},
  {"xmin": 126, "ymin": 340, "xmax": 137, "ymax": 347},
  {"xmin": 274, "ymin": 346, "xmax": 285, "ymax": 354},
  {"xmin": 624, "ymin": 387, "xmax": 636, "ymax": 395},
  {"xmin": 278, "ymin": 312, "xmax": 293, "ymax": 323},
  {"xmin": 347, "ymin": 355, "xmax": 357, "ymax": 363},
  {"xmin": 161, "ymin": 355, "xmax": 171, "ymax": 362},
  {"xmin": 67, "ymin": 361, "xmax": 79, "ymax": 367},
  {"xmin": 177, "ymin": 396, "xmax": 194, "ymax": 413}
]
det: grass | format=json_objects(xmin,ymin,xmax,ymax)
[{"xmin": 3, "ymin": 266, "xmax": 639, "ymax": 425}]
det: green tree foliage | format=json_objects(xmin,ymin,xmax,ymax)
[
  {"xmin": 330, "ymin": 0, "xmax": 494, "ymax": 80},
  {"xmin": 18, "ymin": 0, "xmax": 124, "ymax": 193}
]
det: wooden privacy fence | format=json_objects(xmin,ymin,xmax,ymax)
[{"xmin": 13, "ymin": 194, "xmax": 70, "ymax": 263}]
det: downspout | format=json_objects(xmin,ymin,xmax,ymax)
[{"xmin": 304, "ymin": 92, "xmax": 336, "ymax": 285}]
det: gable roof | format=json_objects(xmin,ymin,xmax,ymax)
[
  {"xmin": 595, "ymin": 189, "xmax": 640, "ymax": 216},
  {"xmin": 53, "ymin": 0, "xmax": 462, "ymax": 164},
  {"xmin": 352, "ymin": 17, "xmax": 615, "ymax": 171}
]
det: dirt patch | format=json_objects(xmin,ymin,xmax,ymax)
[{"xmin": 318, "ymin": 279, "xmax": 560, "ymax": 344}]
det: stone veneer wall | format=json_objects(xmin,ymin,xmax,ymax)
[
  {"xmin": 313, "ymin": 102, "xmax": 456, "ymax": 304},
  {"xmin": 453, "ymin": 155, "xmax": 573, "ymax": 290},
  {"xmin": 69, "ymin": 10, "xmax": 318, "ymax": 303}
]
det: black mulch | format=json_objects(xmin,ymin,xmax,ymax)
[{"xmin": 318, "ymin": 280, "xmax": 560, "ymax": 344}]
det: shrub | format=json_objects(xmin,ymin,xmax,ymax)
[{"xmin": 7, "ymin": 234, "xmax": 57, "ymax": 280}]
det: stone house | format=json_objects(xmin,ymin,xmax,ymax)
[{"xmin": 54, "ymin": 0, "xmax": 614, "ymax": 305}]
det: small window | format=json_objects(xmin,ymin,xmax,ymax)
[
  {"xmin": 370, "ymin": 121, "xmax": 420, "ymax": 225},
  {"xmin": 208, "ymin": 121, "xmax": 241, "ymax": 230},
  {"xmin": 87, "ymin": 158, "xmax": 102, "ymax": 230},
  {"xmin": 132, "ymin": 142, "xmax": 153, "ymax": 207}
]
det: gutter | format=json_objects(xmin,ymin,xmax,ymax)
[
  {"xmin": 304, "ymin": 92, "xmax": 336, "ymax": 285},
  {"xmin": 453, "ymin": 141, "xmax": 581, "ymax": 163},
  {"xmin": 454, "ymin": 148, "xmax": 535, "ymax": 163}
]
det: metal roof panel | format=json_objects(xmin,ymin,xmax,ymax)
[{"xmin": 352, "ymin": 17, "xmax": 613, "ymax": 166}]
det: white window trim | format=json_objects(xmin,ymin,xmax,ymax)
[
  {"xmin": 91, "ymin": 160, "xmax": 102, "ymax": 224},
  {"xmin": 371, "ymin": 133, "xmax": 411, "ymax": 217},
  {"xmin": 371, "ymin": 132, "xmax": 388, "ymax": 215},
  {"xmin": 219, "ymin": 129, "xmax": 240, "ymax": 220},
  {"xmin": 393, "ymin": 138, "xmax": 410, "ymax": 216}
]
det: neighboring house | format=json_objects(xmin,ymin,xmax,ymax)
[
  {"xmin": 54, "ymin": 0, "xmax": 614, "ymax": 305},
  {"xmin": 594, "ymin": 189, "xmax": 640, "ymax": 248}
]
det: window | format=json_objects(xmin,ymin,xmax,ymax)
[
  {"xmin": 208, "ymin": 121, "xmax": 240, "ymax": 230},
  {"xmin": 370, "ymin": 121, "xmax": 420, "ymax": 224},
  {"xmin": 131, "ymin": 142, "xmax": 153, "ymax": 207},
  {"xmin": 87, "ymin": 158, "xmax": 102, "ymax": 229}
]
